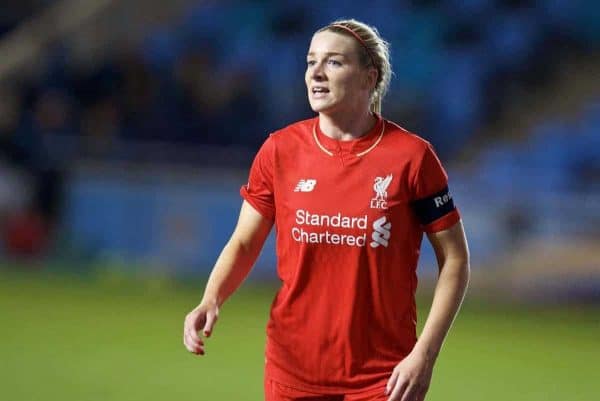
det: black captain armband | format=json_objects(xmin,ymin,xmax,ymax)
[{"xmin": 411, "ymin": 186, "xmax": 456, "ymax": 225}]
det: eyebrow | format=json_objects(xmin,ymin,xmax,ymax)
[{"xmin": 306, "ymin": 52, "xmax": 347, "ymax": 57}]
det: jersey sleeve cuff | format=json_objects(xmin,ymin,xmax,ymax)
[
  {"xmin": 240, "ymin": 186, "xmax": 275, "ymax": 221},
  {"xmin": 422, "ymin": 209, "xmax": 460, "ymax": 233}
]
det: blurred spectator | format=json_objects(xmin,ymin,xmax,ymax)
[
  {"xmin": 5, "ymin": 0, "xmax": 598, "ymax": 156},
  {"xmin": 0, "ymin": 87, "xmax": 44, "ymax": 258},
  {"xmin": 0, "ymin": 83, "xmax": 68, "ymax": 258},
  {"xmin": 0, "ymin": 2, "xmax": 46, "ymax": 35},
  {"xmin": 1, "ymin": 0, "xmax": 599, "ymax": 262},
  {"xmin": 2, "ymin": 207, "xmax": 49, "ymax": 258}
]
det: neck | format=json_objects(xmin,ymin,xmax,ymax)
[{"xmin": 318, "ymin": 109, "xmax": 377, "ymax": 141}]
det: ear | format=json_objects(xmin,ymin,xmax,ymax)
[{"xmin": 364, "ymin": 66, "xmax": 378, "ymax": 91}]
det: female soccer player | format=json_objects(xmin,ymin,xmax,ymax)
[{"xmin": 183, "ymin": 19, "xmax": 470, "ymax": 401}]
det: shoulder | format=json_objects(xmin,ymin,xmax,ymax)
[
  {"xmin": 383, "ymin": 118, "xmax": 432, "ymax": 157},
  {"xmin": 270, "ymin": 117, "xmax": 316, "ymax": 138},
  {"xmin": 263, "ymin": 117, "xmax": 317, "ymax": 150}
]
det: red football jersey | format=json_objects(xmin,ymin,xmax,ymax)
[{"xmin": 240, "ymin": 115, "xmax": 460, "ymax": 393}]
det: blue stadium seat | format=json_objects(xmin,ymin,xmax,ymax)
[
  {"xmin": 441, "ymin": 0, "xmax": 495, "ymax": 21},
  {"xmin": 483, "ymin": 12, "xmax": 541, "ymax": 70},
  {"xmin": 427, "ymin": 49, "xmax": 486, "ymax": 153},
  {"xmin": 536, "ymin": 0, "xmax": 580, "ymax": 30},
  {"xmin": 141, "ymin": 28, "xmax": 182, "ymax": 72}
]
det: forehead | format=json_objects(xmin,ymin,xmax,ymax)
[{"xmin": 307, "ymin": 31, "xmax": 359, "ymax": 56}]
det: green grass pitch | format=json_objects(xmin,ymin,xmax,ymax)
[{"xmin": 0, "ymin": 269, "xmax": 598, "ymax": 401}]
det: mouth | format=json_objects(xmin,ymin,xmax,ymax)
[{"xmin": 311, "ymin": 86, "xmax": 330, "ymax": 98}]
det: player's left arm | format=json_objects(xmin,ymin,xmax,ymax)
[
  {"xmin": 418, "ymin": 219, "xmax": 470, "ymax": 362},
  {"xmin": 386, "ymin": 220, "xmax": 470, "ymax": 401}
]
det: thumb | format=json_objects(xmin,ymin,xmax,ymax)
[{"xmin": 203, "ymin": 310, "xmax": 218, "ymax": 337}]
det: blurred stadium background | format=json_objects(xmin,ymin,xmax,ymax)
[{"xmin": 0, "ymin": 1, "xmax": 598, "ymax": 400}]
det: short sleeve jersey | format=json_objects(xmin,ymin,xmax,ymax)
[{"xmin": 240, "ymin": 115, "xmax": 460, "ymax": 394}]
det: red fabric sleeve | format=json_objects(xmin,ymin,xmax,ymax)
[
  {"xmin": 411, "ymin": 142, "xmax": 460, "ymax": 233},
  {"xmin": 240, "ymin": 135, "xmax": 276, "ymax": 220}
]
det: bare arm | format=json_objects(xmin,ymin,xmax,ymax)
[
  {"xmin": 201, "ymin": 201, "xmax": 273, "ymax": 307},
  {"xmin": 183, "ymin": 200, "xmax": 273, "ymax": 355},
  {"xmin": 415, "ymin": 220, "xmax": 470, "ymax": 361},
  {"xmin": 386, "ymin": 220, "xmax": 470, "ymax": 401}
]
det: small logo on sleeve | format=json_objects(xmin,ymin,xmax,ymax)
[
  {"xmin": 294, "ymin": 179, "xmax": 317, "ymax": 192},
  {"xmin": 411, "ymin": 186, "xmax": 456, "ymax": 225},
  {"xmin": 370, "ymin": 174, "xmax": 393, "ymax": 209},
  {"xmin": 434, "ymin": 192, "xmax": 452, "ymax": 207}
]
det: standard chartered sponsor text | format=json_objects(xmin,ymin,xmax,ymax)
[{"xmin": 292, "ymin": 209, "xmax": 368, "ymax": 247}]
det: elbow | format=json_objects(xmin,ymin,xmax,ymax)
[
  {"xmin": 448, "ymin": 253, "xmax": 470, "ymax": 288},
  {"xmin": 463, "ymin": 259, "xmax": 471, "ymax": 289},
  {"xmin": 439, "ymin": 256, "xmax": 470, "ymax": 291},
  {"xmin": 229, "ymin": 233, "xmax": 261, "ymax": 261},
  {"xmin": 228, "ymin": 235, "xmax": 251, "ymax": 257},
  {"xmin": 460, "ymin": 253, "xmax": 471, "ymax": 290}
]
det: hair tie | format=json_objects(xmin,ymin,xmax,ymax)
[{"xmin": 330, "ymin": 24, "xmax": 376, "ymax": 67}]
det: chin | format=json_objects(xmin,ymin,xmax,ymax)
[
  {"xmin": 309, "ymin": 100, "xmax": 337, "ymax": 114},
  {"xmin": 310, "ymin": 105, "xmax": 326, "ymax": 113}
]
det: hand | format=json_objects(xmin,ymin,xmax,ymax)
[
  {"xmin": 183, "ymin": 301, "xmax": 219, "ymax": 355},
  {"xmin": 385, "ymin": 348, "xmax": 434, "ymax": 401}
]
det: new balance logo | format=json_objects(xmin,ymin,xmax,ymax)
[
  {"xmin": 294, "ymin": 179, "xmax": 317, "ymax": 192},
  {"xmin": 370, "ymin": 216, "xmax": 391, "ymax": 248}
]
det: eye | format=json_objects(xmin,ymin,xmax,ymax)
[
  {"xmin": 306, "ymin": 60, "xmax": 316, "ymax": 67},
  {"xmin": 327, "ymin": 59, "xmax": 342, "ymax": 66}
]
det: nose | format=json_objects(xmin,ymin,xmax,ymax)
[{"xmin": 310, "ymin": 61, "xmax": 326, "ymax": 81}]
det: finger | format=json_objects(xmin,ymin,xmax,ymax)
[
  {"xmin": 203, "ymin": 311, "xmax": 218, "ymax": 337},
  {"xmin": 388, "ymin": 377, "xmax": 408, "ymax": 401},
  {"xmin": 417, "ymin": 385, "xmax": 429, "ymax": 401},
  {"xmin": 185, "ymin": 316, "xmax": 204, "ymax": 340},
  {"xmin": 183, "ymin": 332, "xmax": 196, "ymax": 353},
  {"xmin": 185, "ymin": 317, "xmax": 204, "ymax": 344},
  {"xmin": 185, "ymin": 331, "xmax": 203, "ymax": 349},
  {"xmin": 385, "ymin": 371, "xmax": 398, "ymax": 396},
  {"xmin": 184, "ymin": 332, "xmax": 204, "ymax": 354},
  {"xmin": 399, "ymin": 384, "xmax": 418, "ymax": 401},
  {"xmin": 183, "ymin": 335, "xmax": 196, "ymax": 353},
  {"xmin": 184, "ymin": 313, "xmax": 204, "ymax": 343},
  {"xmin": 415, "ymin": 391, "xmax": 427, "ymax": 401},
  {"xmin": 184, "ymin": 327, "xmax": 204, "ymax": 351}
]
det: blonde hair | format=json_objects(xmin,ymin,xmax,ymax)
[{"xmin": 317, "ymin": 19, "xmax": 392, "ymax": 114}]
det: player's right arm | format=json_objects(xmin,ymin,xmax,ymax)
[{"xmin": 183, "ymin": 200, "xmax": 273, "ymax": 355}]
